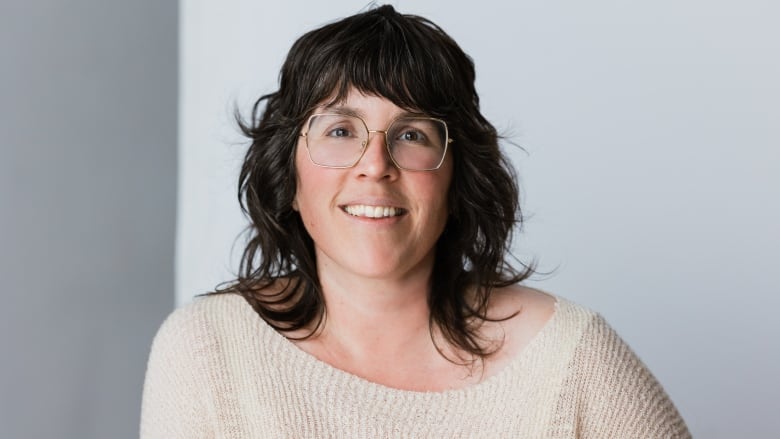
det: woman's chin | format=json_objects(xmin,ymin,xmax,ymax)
[{"xmin": 319, "ymin": 251, "xmax": 430, "ymax": 283}]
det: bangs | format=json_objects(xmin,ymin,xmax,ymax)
[{"xmin": 281, "ymin": 7, "xmax": 474, "ymax": 119}]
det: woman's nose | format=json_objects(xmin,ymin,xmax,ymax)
[{"xmin": 354, "ymin": 130, "xmax": 398, "ymax": 179}]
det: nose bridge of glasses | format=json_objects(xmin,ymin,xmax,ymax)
[
  {"xmin": 360, "ymin": 128, "xmax": 394, "ymax": 164},
  {"xmin": 366, "ymin": 128, "xmax": 389, "ymax": 139},
  {"xmin": 362, "ymin": 128, "xmax": 390, "ymax": 148}
]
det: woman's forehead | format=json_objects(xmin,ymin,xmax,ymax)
[{"xmin": 314, "ymin": 87, "xmax": 425, "ymax": 117}]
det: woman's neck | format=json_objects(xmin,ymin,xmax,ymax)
[{"xmin": 312, "ymin": 257, "xmax": 436, "ymax": 361}]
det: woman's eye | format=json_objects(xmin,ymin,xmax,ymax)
[
  {"xmin": 399, "ymin": 130, "xmax": 425, "ymax": 142},
  {"xmin": 328, "ymin": 127, "xmax": 351, "ymax": 137}
]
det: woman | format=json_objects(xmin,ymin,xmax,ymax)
[{"xmin": 141, "ymin": 5, "xmax": 690, "ymax": 438}]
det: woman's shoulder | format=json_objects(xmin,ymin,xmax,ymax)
[
  {"xmin": 149, "ymin": 293, "xmax": 260, "ymax": 352},
  {"xmin": 160, "ymin": 292, "xmax": 251, "ymax": 325},
  {"xmin": 487, "ymin": 286, "xmax": 601, "ymax": 339},
  {"xmin": 489, "ymin": 285, "xmax": 557, "ymax": 323},
  {"xmin": 141, "ymin": 293, "xmax": 261, "ymax": 437},
  {"xmin": 500, "ymin": 289, "xmax": 666, "ymax": 394},
  {"xmin": 485, "ymin": 286, "xmax": 627, "ymax": 367}
]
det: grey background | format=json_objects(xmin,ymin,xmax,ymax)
[{"xmin": 1, "ymin": 1, "xmax": 177, "ymax": 438}]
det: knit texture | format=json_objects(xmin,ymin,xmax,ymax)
[{"xmin": 140, "ymin": 293, "xmax": 690, "ymax": 438}]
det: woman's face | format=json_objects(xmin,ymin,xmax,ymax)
[{"xmin": 293, "ymin": 89, "xmax": 453, "ymax": 282}]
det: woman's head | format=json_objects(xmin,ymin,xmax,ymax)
[
  {"xmin": 227, "ymin": 5, "xmax": 532, "ymax": 361},
  {"xmin": 272, "ymin": 4, "xmax": 482, "ymax": 132}
]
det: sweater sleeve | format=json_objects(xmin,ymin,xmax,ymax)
[
  {"xmin": 565, "ymin": 314, "xmax": 691, "ymax": 439},
  {"xmin": 140, "ymin": 306, "xmax": 214, "ymax": 438}
]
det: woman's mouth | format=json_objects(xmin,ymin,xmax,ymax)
[{"xmin": 341, "ymin": 204, "xmax": 406, "ymax": 218}]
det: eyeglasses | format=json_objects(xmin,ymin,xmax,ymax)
[{"xmin": 299, "ymin": 113, "xmax": 453, "ymax": 171}]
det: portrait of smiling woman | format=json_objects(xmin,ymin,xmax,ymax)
[{"xmin": 141, "ymin": 5, "xmax": 690, "ymax": 438}]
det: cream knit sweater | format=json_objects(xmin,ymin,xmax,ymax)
[{"xmin": 140, "ymin": 293, "xmax": 690, "ymax": 438}]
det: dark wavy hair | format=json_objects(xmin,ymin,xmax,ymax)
[{"xmin": 211, "ymin": 5, "xmax": 534, "ymax": 364}]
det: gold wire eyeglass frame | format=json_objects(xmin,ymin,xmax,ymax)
[{"xmin": 299, "ymin": 113, "xmax": 454, "ymax": 171}]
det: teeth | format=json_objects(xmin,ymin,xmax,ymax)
[{"xmin": 344, "ymin": 204, "xmax": 402, "ymax": 218}]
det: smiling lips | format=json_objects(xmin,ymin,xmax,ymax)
[{"xmin": 342, "ymin": 204, "xmax": 406, "ymax": 218}]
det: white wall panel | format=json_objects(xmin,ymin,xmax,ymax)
[{"xmin": 179, "ymin": 2, "xmax": 780, "ymax": 436}]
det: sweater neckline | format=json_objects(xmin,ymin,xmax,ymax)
[{"xmin": 244, "ymin": 293, "xmax": 564, "ymax": 398}]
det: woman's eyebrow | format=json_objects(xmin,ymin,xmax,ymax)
[
  {"xmin": 319, "ymin": 105, "xmax": 364, "ymax": 118},
  {"xmin": 319, "ymin": 104, "xmax": 422, "ymax": 119}
]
